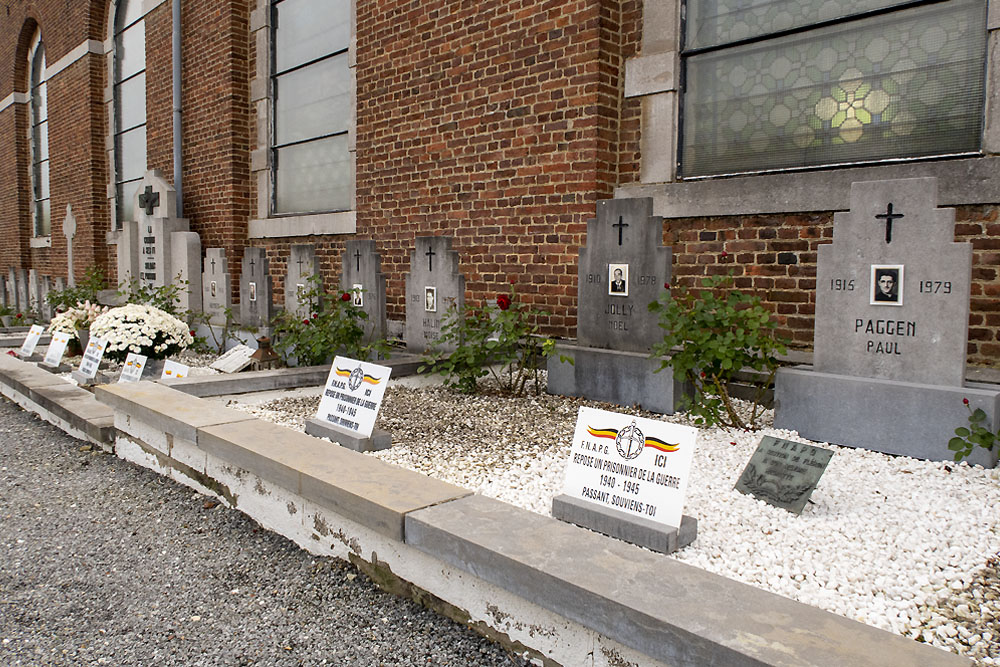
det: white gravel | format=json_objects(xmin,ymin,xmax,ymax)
[{"xmin": 222, "ymin": 375, "xmax": 1000, "ymax": 665}]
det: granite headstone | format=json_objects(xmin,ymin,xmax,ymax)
[
  {"xmin": 285, "ymin": 244, "xmax": 319, "ymax": 320},
  {"xmin": 240, "ymin": 247, "xmax": 274, "ymax": 333},
  {"xmin": 340, "ymin": 239, "xmax": 387, "ymax": 343},
  {"xmin": 404, "ymin": 236, "xmax": 465, "ymax": 352},
  {"xmin": 202, "ymin": 248, "xmax": 233, "ymax": 325}
]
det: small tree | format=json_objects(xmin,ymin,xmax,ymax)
[{"xmin": 649, "ymin": 273, "xmax": 788, "ymax": 430}]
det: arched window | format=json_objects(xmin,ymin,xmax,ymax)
[
  {"xmin": 111, "ymin": 0, "xmax": 146, "ymax": 227},
  {"xmin": 270, "ymin": 0, "xmax": 351, "ymax": 215},
  {"xmin": 28, "ymin": 30, "xmax": 50, "ymax": 237}
]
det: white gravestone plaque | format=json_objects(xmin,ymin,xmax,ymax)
[
  {"xmin": 161, "ymin": 360, "xmax": 190, "ymax": 380},
  {"xmin": 118, "ymin": 353, "xmax": 148, "ymax": 383},
  {"xmin": 561, "ymin": 406, "xmax": 697, "ymax": 529},
  {"xmin": 18, "ymin": 325, "xmax": 45, "ymax": 357},
  {"xmin": 77, "ymin": 337, "xmax": 109, "ymax": 379},
  {"xmin": 42, "ymin": 332, "xmax": 71, "ymax": 366},
  {"xmin": 316, "ymin": 356, "xmax": 392, "ymax": 438},
  {"xmin": 209, "ymin": 344, "xmax": 255, "ymax": 374}
]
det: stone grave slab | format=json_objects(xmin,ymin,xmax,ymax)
[
  {"xmin": 734, "ymin": 436, "xmax": 833, "ymax": 515},
  {"xmin": 39, "ymin": 276, "xmax": 53, "ymax": 321},
  {"xmin": 15, "ymin": 268, "xmax": 28, "ymax": 313},
  {"xmin": 173, "ymin": 232, "xmax": 202, "ymax": 314},
  {"xmin": 239, "ymin": 247, "xmax": 274, "ymax": 333},
  {"xmin": 404, "ymin": 236, "xmax": 464, "ymax": 352},
  {"xmin": 340, "ymin": 239, "xmax": 387, "ymax": 343},
  {"xmin": 547, "ymin": 197, "xmax": 686, "ymax": 413},
  {"xmin": 775, "ymin": 178, "xmax": 1000, "ymax": 467},
  {"xmin": 285, "ymin": 244, "xmax": 319, "ymax": 320},
  {"xmin": 202, "ymin": 248, "xmax": 233, "ymax": 325},
  {"xmin": 209, "ymin": 344, "xmax": 255, "ymax": 374},
  {"xmin": 62, "ymin": 204, "xmax": 77, "ymax": 287},
  {"xmin": 0, "ymin": 274, "xmax": 7, "ymax": 309},
  {"xmin": 27, "ymin": 270, "xmax": 40, "ymax": 316}
]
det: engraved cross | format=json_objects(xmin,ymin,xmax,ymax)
[
  {"xmin": 612, "ymin": 215, "xmax": 629, "ymax": 246},
  {"xmin": 875, "ymin": 203, "xmax": 904, "ymax": 244},
  {"xmin": 138, "ymin": 186, "xmax": 159, "ymax": 216},
  {"xmin": 425, "ymin": 246, "xmax": 436, "ymax": 272}
]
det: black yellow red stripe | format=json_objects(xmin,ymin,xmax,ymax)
[
  {"xmin": 587, "ymin": 426, "xmax": 618, "ymax": 439},
  {"xmin": 644, "ymin": 436, "xmax": 679, "ymax": 453}
]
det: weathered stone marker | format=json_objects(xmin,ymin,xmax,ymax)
[
  {"xmin": 547, "ymin": 197, "xmax": 686, "ymax": 413},
  {"xmin": 62, "ymin": 204, "xmax": 76, "ymax": 287},
  {"xmin": 404, "ymin": 236, "xmax": 464, "ymax": 352},
  {"xmin": 239, "ymin": 247, "xmax": 274, "ymax": 334},
  {"xmin": 340, "ymin": 239, "xmax": 387, "ymax": 343},
  {"xmin": 202, "ymin": 248, "xmax": 233, "ymax": 325},
  {"xmin": 285, "ymin": 244, "xmax": 318, "ymax": 320},
  {"xmin": 775, "ymin": 178, "xmax": 1000, "ymax": 467}
]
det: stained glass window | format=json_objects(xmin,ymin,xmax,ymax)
[
  {"xmin": 113, "ymin": 0, "xmax": 147, "ymax": 227},
  {"xmin": 681, "ymin": 0, "xmax": 987, "ymax": 177},
  {"xmin": 28, "ymin": 32, "xmax": 50, "ymax": 237},
  {"xmin": 271, "ymin": 0, "xmax": 351, "ymax": 215}
]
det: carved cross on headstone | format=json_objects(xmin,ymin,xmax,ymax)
[
  {"xmin": 613, "ymin": 215, "xmax": 629, "ymax": 246},
  {"xmin": 210, "ymin": 257, "xmax": 217, "ymax": 274},
  {"xmin": 248, "ymin": 257, "xmax": 255, "ymax": 276},
  {"xmin": 296, "ymin": 257, "xmax": 305, "ymax": 272},
  {"xmin": 62, "ymin": 204, "xmax": 77, "ymax": 287},
  {"xmin": 425, "ymin": 246, "xmax": 436, "ymax": 271},
  {"xmin": 355, "ymin": 248, "xmax": 362, "ymax": 272},
  {"xmin": 138, "ymin": 185, "xmax": 160, "ymax": 216},
  {"xmin": 875, "ymin": 202, "xmax": 904, "ymax": 244}
]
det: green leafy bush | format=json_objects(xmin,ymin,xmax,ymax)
[
  {"xmin": 649, "ymin": 273, "xmax": 788, "ymax": 430},
  {"xmin": 949, "ymin": 399, "xmax": 998, "ymax": 462},
  {"xmin": 116, "ymin": 275, "xmax": 187, "ymax": 315},
  {"xmin": 419, "ymin": 285, "xmax": 555, "ymax": 395},
  {"xmin": 271, "ymin": 276, "xmax": 388, "ymax": 366},
  {"xmin": 46, "ymin": 266, "xmax": 107, "ymax": 312}
]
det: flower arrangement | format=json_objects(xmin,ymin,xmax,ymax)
[
  {"xmin": 47, "ymin": 301, "xmax": 107, "ymax": 334},
  {"xmin": 89, "ymin": 303, "xmax": 194, "ymax": 362}
]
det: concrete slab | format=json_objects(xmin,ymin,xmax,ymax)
[
  {"xmin": 199, "ymin": 418, "xmax": 471, "ymax": 541},
  {"xmin": 0, "ymin": 353, "xmax": 70, "ymax": 397},
  {"xmin": 95, "ymin": 381, "xmax": 256, "ymax": 443},
  {"xmin": 775, "ymin": 366, "xmax": 1000, "ymax": 468},
  {"xmin": 551, "ymin": 493, "xmax": 696, "ymax": 554},
  {"xmin": 406, "ymin": 494, "xmax": 969, "ymax": 667},
  {"xmin": 27, "ymin": 383, "xmax": 115, "ymax": 444},
  {"xmin": 304, "ymin": 417, "xmax": 391, "ymax": 452}
]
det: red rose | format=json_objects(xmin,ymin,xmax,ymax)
[
  {"xmin": 311, "ymin": 313, "xmax": 318, "ymax": 319},
  {"xmin": 302, "ymin": 319, "xmax": 310, "ymax": 325},
  {"xmin": 341, "ymin": 293, "xmax": 351, "ymax": 301},
  {"xmin": 700, "ymin": 371, "xmax": 706, "ymax": 378},
  {"xmin": 963, "ymin": 398, "xmax": 970, "ymax": 405},
  {"xmin": 497, "ymin": 294, "xmax": 511, "ymax": 311},
  {"xmin": 721, "ymin": 251, "xmax": 729, "ymax": 258},
  {"xmin": 664, "ymin": 282, "xmax": 670, "ymax": 289},
  {"xmin": 15, "ymin": 313, "xmax": 21, "ymax": 319}
]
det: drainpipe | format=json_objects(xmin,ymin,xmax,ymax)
[{"xmin": 172, "ymin": 0, "xmax": 183, "ymax": 217}]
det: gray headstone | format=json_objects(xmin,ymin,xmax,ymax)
[
  {"xmin": 341, "ymin": 239, "xmax": 387, "ymax": 343},
  {"xmin": 15, "ymin": 268, "xmax": 28, "ymax": 314},
  {"xmin": 577, "ymin": 198, "xmax": 672, "ymax": 352},
  {"xmin": 405, "ymin": 236, "xmax": 465, "ymax": 352},
  {"xmin": 813, "ymin": 178, "xmax": 971, "ymax": 386},
  {"xmin": 39, "ymin": 276, "xmax": 53, "ymax": 320},
  {"xmin": 0, "ymin": 274, "xmax": 7, "ymax": 309},
  {"xmin": 28, "ymin": 270, "xmax": 40, "ymax": 316},
  {"xmin": 285, "ymin": 244, "xmax": 318, "ymax": 320},
  {"xmin": 240, "ymin": 247, "xmax": 274, "ymax": 332},
  {"xmin": 172, "ymin": 231, "xmax": 203, "ymax": 314},
  {"xmin": 734, "ymin": 436, "xmax": 834, "ymax": 515},
  {"xmin": 62, "ymin": 204, "xmax": 77, "ymax": 287},
  {"xmin": 8, "ymin": 268, "xmax": 21, "ymax": 312},
  {"xmin": 202, "ymin": 248, "xmax": 233, "ymax": 325}
]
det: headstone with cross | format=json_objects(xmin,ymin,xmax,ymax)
[
  {"xmin": 775, "ymin": 177, "xmax": 998, "ymax": 467},
  {"xmin": 62, "ymin": 204, "xmax": 77, "ymax": 287},
  {"xmin": 38, "ymin": 275, "xmax": 53, "ymax": 321},
  {"xmin": 27, "ymin": 269, "xmax": 41, "ymax": 316},
  {"xmin": 0, "ymin": 274, "xmax": 7, "ymax": 311},
  {"xmin": 115, "ymin": 170, "xmax": 201, "ymax": 312},
  {"xmin": 404, "ymin": 236, "xmax": 464, "ymax": 352},
  {"xmin": 240, "ymin": 247, "xmax": 274, "ymax": 333},
  {"xmin": 8, "ymin": 268, "xmax": 22, "ymax": 313},
  {"xmin": 15, "ymin": 268, "xmax": 28, "ymax": 316},
  {"xmin": 547, "ymin": 197, "xmax": 685, "ymax": 414},
  {"xmin": 340, "ymin": 239, "xmax": 387, "ymax": 344},
  {"xmin": 285, "ymin": 244, "xmax": 319, "ymax": 320},
  {"xmin": 201, "ymin": 248, "xmax": 233, "ymax": 326}
]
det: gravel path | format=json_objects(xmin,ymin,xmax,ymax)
[{"xmin": 0, "ymin": 398, "xmax": 529, "ymax": 666}]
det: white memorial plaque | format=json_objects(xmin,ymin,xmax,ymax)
[
  {"xmin": 316, "ymin": 356, "xmax": 392, "ymax": 438},
  {"xmin": 161, "ymin": 360, "xmax": 189, "ymax": 380},
  {"xmin": 77, "ymin": 337, "xmax": 109, "ymax": 379},
  {"xmin": 118, "ymin": 353, "xmax": 148, "ymax": 383},
  {"xmin": 18, "ymin": 325, "xmax": 44, "ymax": 357},
  {"xmin": 561, "ymin": 406, "xmax": 697, "ymax": 529},
  {"xmin": 43, "ymin": 332, "xmax": 72, "ymax": 366},
  {"xmin": 209, "ymin": 344, "xmax": 255, "ymax": 374}
]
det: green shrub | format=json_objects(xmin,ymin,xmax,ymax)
[
  {"xmin": 949, "ymin": 399, "xmax": 998, "ymax": 463},
  {"xmin": 47, "ymin": 266, "xmax": 107, "ymax": 312}
]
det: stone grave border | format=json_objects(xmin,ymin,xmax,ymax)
[{"xmin": 0, "ymin": 353, "xmax": 971, "ymax": 667}]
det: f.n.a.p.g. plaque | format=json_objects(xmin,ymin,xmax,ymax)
[{"xmin": 735, "ymin": 436, "xmax": 833, "ymax": 515}]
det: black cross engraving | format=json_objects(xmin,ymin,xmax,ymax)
[
  {"xmin": 355, "ymin": 248, "xmax": 362, "ymax": 272},
  {"xmin": 138, "ymin": 186, "xmax": 159, "ymax": 216},
  {"xmin": 296, "ymin": 257, "xmax": 305, "ymax": 273},
  {"xmin": 875, "ymin": 203, "xmax": 904, "ymax": 244},
  {"xmin": 210, "ymin": 258, "xmax": 216, "ymax": 274},
  {"xmin": 612, "ymin": 215, "xmax": 629, "ymax": 246},
  {"xmin": 248, "ymin": 257, "xmax": 255, "ymax": 276},
  {"xmin": 425, "ymin": 245, "xmax": 436, "ymax": 272}
]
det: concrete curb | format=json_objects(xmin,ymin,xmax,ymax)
[{"xmin": 0, "ymin": 355, "xmax": 971, "ymax": 666}]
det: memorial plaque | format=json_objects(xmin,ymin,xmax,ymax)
[
  {"xmin": 239, "ymin": 247, "xmax": 274, "ymax": 332},
  {"xmin": 735, "ymin": 436, "xmax": 834, "ymax": 515},
  {"xmin": 18, "ymin": 325, "xmax": 44, "ymax": 357},
  {"xmin": 814, "ymin": 178, "xmax": 971, "ymax": 386},
  {"xmin": 77, "ymin": 337, "xmax": 109, "ymax": 379},
  {"xmin": 118, "ymin": 353, "xmax": 148, "ymax": 383},
  {"xmin": 561, "ymin": 406, "xmax": 697, "ymax": 529},
  {"xmin": 209, "ymin": 344, "xmax": 255, "ymax": 374},
  {"xmin": 161, "ymin": 360, "xmax": 190, "ymax": 380},
  {"xmin": 404, "ymin": 236, "xmax": 465, "ymax": 352},
  {"xmin": 340, "ymin": 239, "xmax": 387, "ymax": 342},
  {"xmin": 202, "ymin": 248, "xmax": 233, "ymax": 325},
  {"xmin": 316, "ymin": 356, "xmax": 392, "ymax": 438},
  {"xmin": 285, "ymin": 244, "xmax": 318, "ymax": 320},
  {"xmin": 42, "ymin": 332, "xmax": 71, "ymax": 367}
]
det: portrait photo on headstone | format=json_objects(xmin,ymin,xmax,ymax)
[
  {"xmin": 352, "ymin": 283, "xmax": 363, "ymax": 307},
  {"xmin": 210, "ymin": 280, "xmax": 217, "ymax": 298},
  {"xmin": 424, "ymin": 286, "xmax": 437, "ymax": 312},
  {"xmin": 248, "ymin": 282, "xmax": 257, "ymax": 302},
  {"xmin": 608, "ymin": 263, "xmax": 628, "ymax": 296},
  {"xmin": 870, "ymin": 265, "xmax": 903, "ymax": 306}
]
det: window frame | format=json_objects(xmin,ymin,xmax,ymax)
[{"xmin": 27, "ymin": 30, "xmax": 50, "ymax": 239}]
